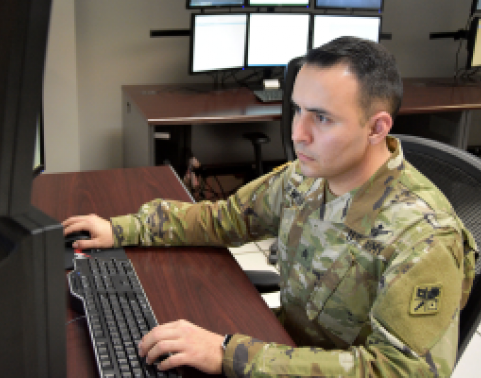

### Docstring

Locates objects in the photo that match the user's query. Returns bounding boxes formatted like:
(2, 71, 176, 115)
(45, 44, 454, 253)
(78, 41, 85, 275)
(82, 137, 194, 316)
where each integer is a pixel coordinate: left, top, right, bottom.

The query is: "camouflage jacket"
(111, 137, 477, 377)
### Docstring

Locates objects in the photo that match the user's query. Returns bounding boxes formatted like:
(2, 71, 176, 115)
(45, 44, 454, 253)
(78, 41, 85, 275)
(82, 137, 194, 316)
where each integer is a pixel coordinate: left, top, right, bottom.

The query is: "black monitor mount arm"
(429, 30, 469, 40)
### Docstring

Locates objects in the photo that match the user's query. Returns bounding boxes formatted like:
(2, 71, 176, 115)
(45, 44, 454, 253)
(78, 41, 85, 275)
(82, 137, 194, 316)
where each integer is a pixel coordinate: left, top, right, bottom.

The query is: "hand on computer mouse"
(64, 230, 91, 249)
(62, 214, 115, 250)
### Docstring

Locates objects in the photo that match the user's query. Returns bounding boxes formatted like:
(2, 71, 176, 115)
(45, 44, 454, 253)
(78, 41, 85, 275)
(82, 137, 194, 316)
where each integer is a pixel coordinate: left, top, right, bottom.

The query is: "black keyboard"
(68, 256, 180, 378)
(253, 88, 283, 102)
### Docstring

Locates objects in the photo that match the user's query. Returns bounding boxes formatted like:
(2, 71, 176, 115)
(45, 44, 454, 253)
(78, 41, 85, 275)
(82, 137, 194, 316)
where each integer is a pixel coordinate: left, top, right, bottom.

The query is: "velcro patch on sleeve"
(372, 234, 462, 355)
(410, 284, 442, 315)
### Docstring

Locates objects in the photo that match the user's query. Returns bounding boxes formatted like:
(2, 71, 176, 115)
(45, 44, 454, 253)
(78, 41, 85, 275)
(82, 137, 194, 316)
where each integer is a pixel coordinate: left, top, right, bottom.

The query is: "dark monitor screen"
(315, 0, 383, 11)
(187, 0, 245, 7)
(248, 0, 309, 6)
(312, 15, 381, 49)
(467, 17, 481, 68)
(247, 13, 310, 67)
(190, 13, 247, 73)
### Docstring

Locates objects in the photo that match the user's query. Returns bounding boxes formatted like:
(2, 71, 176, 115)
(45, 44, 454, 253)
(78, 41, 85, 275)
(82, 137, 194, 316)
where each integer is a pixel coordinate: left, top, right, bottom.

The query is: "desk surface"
(31, 165, 294, 378)
(122, 79, 481, 125)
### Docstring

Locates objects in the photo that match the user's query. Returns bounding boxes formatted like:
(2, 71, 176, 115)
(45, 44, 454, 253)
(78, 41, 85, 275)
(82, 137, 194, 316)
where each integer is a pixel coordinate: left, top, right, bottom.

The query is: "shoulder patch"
(410, 283, 443, 315)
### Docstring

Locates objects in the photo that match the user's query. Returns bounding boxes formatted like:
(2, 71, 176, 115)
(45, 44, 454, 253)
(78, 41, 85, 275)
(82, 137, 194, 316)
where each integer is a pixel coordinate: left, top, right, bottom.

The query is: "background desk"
(122, 80, 481, 175)
(31, 165, 295, 377)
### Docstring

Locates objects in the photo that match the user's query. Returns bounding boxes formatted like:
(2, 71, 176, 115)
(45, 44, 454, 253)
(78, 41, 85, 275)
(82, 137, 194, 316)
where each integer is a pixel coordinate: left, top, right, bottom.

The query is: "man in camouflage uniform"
(63, 37, 477, 377)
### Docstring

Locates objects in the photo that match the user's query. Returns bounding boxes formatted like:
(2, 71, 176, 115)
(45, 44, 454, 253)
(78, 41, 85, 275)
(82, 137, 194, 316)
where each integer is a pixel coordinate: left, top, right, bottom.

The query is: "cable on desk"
(66, 315, 87, 326)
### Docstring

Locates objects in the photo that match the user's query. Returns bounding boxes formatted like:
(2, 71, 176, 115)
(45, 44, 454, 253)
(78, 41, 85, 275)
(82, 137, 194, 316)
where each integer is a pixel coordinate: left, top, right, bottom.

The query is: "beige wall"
(43, 0, 480, 173)
(44, 0, 79, 173)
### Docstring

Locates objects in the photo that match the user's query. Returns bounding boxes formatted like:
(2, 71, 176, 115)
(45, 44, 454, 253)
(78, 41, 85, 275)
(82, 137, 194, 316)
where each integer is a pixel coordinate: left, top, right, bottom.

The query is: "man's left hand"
(138, 319, 225, 374)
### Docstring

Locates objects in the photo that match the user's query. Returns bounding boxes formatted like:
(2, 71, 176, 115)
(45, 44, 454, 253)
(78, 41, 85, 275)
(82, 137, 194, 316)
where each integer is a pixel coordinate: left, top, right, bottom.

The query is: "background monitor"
(247, 13, 310, 67)
(467, 17, 481, 68)
(190, 13, 247, 73)
(315, 0, 383, 11)
(248, 0, 309, 6)
(312, 15, 381, 49)
(187, 0, 245, 8)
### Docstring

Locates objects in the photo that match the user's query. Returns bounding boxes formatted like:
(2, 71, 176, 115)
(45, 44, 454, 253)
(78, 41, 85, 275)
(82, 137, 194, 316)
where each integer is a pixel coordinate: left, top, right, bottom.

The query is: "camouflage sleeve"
(222, 231, 475, 377)
(110, 163, 293, 248)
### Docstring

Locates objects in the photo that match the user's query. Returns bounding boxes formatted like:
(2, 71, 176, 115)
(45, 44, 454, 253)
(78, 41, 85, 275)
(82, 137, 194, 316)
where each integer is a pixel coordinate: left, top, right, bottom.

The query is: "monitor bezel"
(310, 13, 382, 49)
(186, 0, 246, 9)
(189, 12, 248, 74)
(466, 16, 481, 69)
(247, 0, 310, 7)
(314, 0, 384, 12)
(246, 12, 311, 68)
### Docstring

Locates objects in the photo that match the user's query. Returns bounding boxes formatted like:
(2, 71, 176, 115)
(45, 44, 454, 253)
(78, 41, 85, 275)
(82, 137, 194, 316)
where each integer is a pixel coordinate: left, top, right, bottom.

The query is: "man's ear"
(368, 111, 393, 145)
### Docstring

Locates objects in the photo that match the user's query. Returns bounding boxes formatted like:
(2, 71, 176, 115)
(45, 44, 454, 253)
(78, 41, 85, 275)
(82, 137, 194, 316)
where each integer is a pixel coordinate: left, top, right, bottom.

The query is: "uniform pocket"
(305, 247, 353, 320)
(277, 207, 298, 265)
(315, 246, 376, 346)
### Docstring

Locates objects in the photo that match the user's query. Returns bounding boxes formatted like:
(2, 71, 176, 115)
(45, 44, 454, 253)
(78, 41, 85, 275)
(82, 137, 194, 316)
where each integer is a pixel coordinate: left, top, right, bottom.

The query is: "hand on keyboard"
(138, 319, 224, 375)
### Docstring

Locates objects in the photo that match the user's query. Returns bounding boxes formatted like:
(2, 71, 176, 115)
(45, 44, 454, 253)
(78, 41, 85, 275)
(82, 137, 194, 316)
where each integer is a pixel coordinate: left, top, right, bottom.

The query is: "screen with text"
(247, 13, 310, 67)
(312, 15, 380, 49)
(192, 14, 247, 72)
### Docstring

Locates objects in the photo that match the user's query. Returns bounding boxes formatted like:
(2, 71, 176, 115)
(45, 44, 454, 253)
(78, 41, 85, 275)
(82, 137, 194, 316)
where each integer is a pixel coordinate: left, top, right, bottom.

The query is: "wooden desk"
(397, 78, 481, 149)
(122, 80, 481, 174)
(122, 85, 282, 174)
(31, 165, 295, 378)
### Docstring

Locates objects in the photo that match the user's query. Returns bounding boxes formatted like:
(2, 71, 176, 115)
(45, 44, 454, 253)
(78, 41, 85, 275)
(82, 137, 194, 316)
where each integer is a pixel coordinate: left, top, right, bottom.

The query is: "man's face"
(291, 63, 372, 182)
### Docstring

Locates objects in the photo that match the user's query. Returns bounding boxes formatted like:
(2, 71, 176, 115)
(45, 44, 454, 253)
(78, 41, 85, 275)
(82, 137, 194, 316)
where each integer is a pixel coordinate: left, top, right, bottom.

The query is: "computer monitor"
(315, 0, 383, 11)
(190, 13, 248, 73)
(0, 0, 66, 376)
(247, 13, 310, 67)
(187, 0, 245, 8)
(312, 15, 381, 49)
(467, 17, 481, 68)
(248, 0, 309, 6)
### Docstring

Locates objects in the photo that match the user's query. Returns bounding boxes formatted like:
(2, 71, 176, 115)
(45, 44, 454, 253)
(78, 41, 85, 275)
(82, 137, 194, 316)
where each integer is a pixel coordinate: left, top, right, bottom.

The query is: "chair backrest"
(392, 134, 481, 362)
(279, 57, 481, 361)
(281, 56, 303, 162)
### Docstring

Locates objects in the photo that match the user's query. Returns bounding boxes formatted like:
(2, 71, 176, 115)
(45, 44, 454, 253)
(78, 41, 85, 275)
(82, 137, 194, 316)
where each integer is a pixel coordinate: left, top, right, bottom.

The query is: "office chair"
(391, 134, 481, 363)
(280, 56, 303, 162)
(243, 131, 270, 181)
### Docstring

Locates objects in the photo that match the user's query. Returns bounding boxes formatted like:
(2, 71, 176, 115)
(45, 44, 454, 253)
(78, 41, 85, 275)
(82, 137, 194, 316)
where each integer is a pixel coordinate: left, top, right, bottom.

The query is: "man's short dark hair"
(303, 37, 403, 120)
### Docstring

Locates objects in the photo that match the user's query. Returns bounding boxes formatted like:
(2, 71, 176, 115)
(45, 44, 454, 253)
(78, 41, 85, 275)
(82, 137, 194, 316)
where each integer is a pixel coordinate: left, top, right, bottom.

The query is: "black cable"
(454, 14, 474, 80)
(213, 175, 227, 199)
(66, 315, 87, 326)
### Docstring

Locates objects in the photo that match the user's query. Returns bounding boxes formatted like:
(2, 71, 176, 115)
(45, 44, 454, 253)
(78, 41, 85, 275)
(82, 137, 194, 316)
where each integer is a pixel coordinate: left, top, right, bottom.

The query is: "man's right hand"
(62, 214, 115, 250)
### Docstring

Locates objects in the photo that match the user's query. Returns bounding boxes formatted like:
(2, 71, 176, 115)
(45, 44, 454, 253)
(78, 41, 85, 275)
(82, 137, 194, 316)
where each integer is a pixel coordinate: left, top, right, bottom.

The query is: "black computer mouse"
(64, 230, 91, 249)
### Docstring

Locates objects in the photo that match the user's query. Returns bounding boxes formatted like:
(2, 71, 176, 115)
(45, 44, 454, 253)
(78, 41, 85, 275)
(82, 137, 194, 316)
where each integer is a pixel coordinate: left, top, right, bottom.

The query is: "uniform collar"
(344, 136, 404, 235)
(290, 136, 404, 235)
